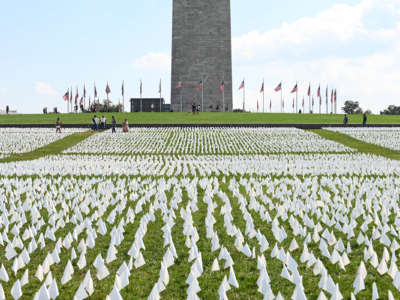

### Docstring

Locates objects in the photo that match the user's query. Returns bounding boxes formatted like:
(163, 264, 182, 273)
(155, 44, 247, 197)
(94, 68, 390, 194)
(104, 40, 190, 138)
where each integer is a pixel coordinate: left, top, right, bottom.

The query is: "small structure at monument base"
(130, 98, 170, 112)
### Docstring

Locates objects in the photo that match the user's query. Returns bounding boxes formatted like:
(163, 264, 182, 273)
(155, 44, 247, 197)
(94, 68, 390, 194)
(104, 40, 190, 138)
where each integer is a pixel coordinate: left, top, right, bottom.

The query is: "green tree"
(381, 105, 400, 115)
(342, 101, 362, 114)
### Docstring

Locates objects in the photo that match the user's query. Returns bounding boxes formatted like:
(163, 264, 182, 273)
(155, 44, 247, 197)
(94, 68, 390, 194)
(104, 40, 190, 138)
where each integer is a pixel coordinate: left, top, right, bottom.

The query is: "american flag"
(196, 81, 203, 92)
(140, 80, 143, 97)
(63, 90, 69, 101)
(326, 86, 328, 104)
(274, 82, 282, 92)
(260, 82, 264, 93)
(302, 97, 305, 109)
(176, 81, 183, 89)
(83, 85, 86, 98)
(80, 97, 84, 105)
(291, 83, 297, 93)
(307, 84, 311, 97)
(69, 87, 73, 103)
(122, 81, 124, 97)
(317, 85, 321, 98)
(159, 80, 162, 94)
(94, 84, 98, 99)
(270, 99, 272, 111)
(239, 80, 245, 90)
(220, 81, 225, 93)
(105, 83, 111, 95)
(334, 90, 337, 103)
(257, 100, 259, 112)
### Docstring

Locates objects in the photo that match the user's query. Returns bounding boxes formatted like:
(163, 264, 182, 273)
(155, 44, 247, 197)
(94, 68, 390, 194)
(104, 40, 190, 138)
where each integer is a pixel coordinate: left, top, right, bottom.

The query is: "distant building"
(130, 98, 171, 112)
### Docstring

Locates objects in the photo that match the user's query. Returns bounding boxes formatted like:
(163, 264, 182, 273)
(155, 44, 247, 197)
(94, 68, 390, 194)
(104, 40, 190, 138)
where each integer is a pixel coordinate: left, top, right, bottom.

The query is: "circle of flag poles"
(61, 81, 339, 114)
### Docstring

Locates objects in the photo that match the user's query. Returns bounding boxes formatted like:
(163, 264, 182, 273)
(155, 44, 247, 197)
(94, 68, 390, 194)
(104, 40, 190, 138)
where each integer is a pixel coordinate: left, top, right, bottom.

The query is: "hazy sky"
(0, 0, 399, 113)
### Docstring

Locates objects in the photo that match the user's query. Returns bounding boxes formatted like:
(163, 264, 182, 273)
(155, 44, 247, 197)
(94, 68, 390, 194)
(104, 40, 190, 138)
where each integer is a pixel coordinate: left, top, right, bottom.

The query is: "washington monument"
(171, 0, 233, 112)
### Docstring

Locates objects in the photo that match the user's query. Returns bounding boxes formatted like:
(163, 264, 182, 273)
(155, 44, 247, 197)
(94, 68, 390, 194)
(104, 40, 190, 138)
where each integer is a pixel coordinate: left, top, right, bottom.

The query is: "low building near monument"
(130, 98, 170, 112)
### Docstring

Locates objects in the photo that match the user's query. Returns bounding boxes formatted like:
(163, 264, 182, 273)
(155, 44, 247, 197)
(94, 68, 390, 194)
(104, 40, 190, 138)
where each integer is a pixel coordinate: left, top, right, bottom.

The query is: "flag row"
(63, 82, 124, 104)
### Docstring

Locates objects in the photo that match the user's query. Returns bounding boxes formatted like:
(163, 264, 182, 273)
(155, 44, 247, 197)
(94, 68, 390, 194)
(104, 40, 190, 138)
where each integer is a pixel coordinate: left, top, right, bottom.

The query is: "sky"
(0, 0, 399, 114)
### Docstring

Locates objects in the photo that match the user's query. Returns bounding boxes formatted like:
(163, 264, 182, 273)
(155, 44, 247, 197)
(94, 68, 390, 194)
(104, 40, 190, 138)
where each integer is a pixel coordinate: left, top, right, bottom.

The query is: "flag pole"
(201, 77, 204, 112)
(319, 93, 321, 114)
(243, 79, 246, 112)
(83, 85, 85, 112)
(335, 90, 337, 114)
(67, 89, 69, 114)
(296, 87, 298, 114)
(263, 80, 265, 113)
(280, 88, 283, 113)
(70, 86, 72, 113)
(336, 90, 338, 114)
(222, 87, 225, 113)
(326, 86, 328, 114)
(319, 96, 321, 114)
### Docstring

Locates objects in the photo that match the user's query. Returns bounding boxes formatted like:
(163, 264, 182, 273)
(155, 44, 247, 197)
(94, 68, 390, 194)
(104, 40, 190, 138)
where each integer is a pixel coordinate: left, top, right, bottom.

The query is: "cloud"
(231, 0, 400, 113)
(132, 52, 171, 71)
(34, 82, 58, 97)
(233, 0, 400, 62)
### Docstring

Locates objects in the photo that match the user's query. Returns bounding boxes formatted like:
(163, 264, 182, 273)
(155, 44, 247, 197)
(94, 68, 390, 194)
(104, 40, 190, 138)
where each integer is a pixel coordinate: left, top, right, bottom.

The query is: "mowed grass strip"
(0, 131, 94, 163)
(311, 129, 400, 160)
(1, 112, 400, 125)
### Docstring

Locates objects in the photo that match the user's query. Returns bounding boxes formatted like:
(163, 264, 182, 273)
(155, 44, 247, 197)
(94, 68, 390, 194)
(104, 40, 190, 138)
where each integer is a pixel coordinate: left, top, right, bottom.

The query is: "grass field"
(0, 112, 400, 125)
(1, 128, 400, 299)
(0, 131, 93, 163)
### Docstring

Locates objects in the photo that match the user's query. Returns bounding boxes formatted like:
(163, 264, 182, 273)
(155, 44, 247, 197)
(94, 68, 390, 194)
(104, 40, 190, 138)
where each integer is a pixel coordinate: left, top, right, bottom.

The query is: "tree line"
(342, 101, 400, 115)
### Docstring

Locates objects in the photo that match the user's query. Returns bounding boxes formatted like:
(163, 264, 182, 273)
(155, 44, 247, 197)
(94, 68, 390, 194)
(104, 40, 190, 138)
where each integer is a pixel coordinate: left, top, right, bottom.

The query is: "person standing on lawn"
(111, 116, 117, 133)
(92, 115, 99, 131)
(101, 115, 106, 130)
(56, 117, 62, 133)
(343, 114, 348, 126)
(362, 112, 367, 127)
(122, 119, 129, 132)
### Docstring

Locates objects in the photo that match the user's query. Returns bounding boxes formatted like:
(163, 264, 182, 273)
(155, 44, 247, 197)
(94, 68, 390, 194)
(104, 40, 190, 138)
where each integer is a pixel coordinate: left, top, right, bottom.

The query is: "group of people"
(55, 116, 130, 133)
(343, 112, 368, 127)
(191, 103, 201, 114)
(92, 115, 129, 132)
(56, 113, 370, 133)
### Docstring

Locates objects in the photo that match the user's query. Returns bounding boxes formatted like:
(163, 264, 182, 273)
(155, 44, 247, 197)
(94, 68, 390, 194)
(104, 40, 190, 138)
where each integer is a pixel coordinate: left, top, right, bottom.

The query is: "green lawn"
(0, 112, 400, 125)
(0, 131, 94, 163)
(311, 129, 400, 160)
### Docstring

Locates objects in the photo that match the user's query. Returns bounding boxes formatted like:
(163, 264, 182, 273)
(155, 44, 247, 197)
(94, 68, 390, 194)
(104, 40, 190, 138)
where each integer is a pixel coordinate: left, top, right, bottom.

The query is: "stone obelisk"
(171, 0, 233, 112)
